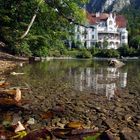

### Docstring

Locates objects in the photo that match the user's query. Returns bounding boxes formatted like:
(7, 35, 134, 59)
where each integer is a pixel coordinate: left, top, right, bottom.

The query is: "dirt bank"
(0, 51, 28, 76)
(0, 60, 17, 74)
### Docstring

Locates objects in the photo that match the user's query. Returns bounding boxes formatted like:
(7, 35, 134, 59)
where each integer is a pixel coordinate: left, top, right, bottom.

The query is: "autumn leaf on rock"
(65, 122, 84, 129)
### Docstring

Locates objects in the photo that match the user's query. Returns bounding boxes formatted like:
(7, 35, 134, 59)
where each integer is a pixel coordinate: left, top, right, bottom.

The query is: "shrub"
(48, 49, 61, 57)
(66, 50, 79, 57)
(96, 49, 120, 58)
(117, 45, 130, 56)
(29, 36, 49, 57)
(76, 49, 92, 58)
(20, 42, 32, 56)
(89, 47, 100, 56)
(14, 41, 32, 56)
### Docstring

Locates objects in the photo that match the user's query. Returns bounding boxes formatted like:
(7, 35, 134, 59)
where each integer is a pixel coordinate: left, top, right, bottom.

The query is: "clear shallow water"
(8, 59, 140, 100)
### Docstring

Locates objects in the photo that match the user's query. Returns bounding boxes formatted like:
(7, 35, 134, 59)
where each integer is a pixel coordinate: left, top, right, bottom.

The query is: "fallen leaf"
(84, 133, 100, 140)
(15, 121, 25, 133)
(21, 128, 52, 140)
(0, 82, 10, 88)
(52, 128, 72, 138)
(11, 131, 27, 139)
(65, 122, 84, 129)
(41, 111, 54, 120)
(52, 128, 100, 139)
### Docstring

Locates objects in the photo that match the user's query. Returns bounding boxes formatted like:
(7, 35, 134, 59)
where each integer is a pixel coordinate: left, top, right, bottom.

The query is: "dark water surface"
(8, 59, 140, 100)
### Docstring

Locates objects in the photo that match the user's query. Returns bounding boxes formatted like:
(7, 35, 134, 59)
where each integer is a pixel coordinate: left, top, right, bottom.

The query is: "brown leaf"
(52, 128, 72, 138)
(41, 111, 54, 120)
(21, 128, 53, 140)
(65, 122, 84, 129)
(14, 121, 25, 133)
(0, 82, 10, 88)
(52, 128, 99, 139)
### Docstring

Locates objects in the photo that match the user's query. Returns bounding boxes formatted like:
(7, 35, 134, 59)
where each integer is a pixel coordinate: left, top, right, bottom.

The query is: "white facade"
(75, 13, 128, 49)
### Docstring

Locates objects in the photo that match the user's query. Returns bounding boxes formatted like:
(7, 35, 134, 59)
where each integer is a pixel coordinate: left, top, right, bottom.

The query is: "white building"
(75, 13, 128, 49)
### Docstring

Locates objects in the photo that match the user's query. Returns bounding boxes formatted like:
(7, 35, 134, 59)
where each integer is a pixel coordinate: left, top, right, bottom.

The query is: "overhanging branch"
(45, 0, 93, 29)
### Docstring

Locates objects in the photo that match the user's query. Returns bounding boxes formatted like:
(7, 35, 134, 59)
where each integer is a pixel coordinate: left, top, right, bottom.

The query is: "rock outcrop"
(108, 59, 125, 68)
(87, 0, 131, 12)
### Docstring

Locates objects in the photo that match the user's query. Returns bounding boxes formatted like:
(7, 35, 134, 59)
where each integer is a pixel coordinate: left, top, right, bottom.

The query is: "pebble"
(27, 118, 35, 125)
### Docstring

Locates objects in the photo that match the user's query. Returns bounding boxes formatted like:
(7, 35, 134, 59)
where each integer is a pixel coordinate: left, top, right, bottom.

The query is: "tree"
(129, 35, 140, 49)
(0, 0, 88, 56)
(103, 39, 108, 49)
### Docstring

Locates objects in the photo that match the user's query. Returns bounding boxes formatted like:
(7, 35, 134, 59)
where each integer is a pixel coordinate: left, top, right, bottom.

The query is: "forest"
(0, 0, 140, 58)
(0, 0, 87, 56)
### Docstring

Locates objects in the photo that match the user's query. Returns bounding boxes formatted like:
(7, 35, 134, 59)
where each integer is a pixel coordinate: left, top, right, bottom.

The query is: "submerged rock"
(108, 59, 125, 68)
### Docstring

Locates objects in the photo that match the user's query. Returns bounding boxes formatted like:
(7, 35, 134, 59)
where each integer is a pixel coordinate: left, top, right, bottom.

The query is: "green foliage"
(0, 0, 88, 56)
(48, 50, 61, 57)
(137, 48, 140, 56)
(117, 45, 137, 57)
(28, 36, 49, 57)
(76, 48, 92, 58)
(121, 4, 140, 49)
(103, 40, 108, 48)
(117, 45, 129, 57)
(129, 35, 140, 49)
(66, 50, 80, 57)
(75, 40, 84, 49)
(89, 46, 100, 56)
(17, 41, 32, 56)
(95, 49, 120, 58)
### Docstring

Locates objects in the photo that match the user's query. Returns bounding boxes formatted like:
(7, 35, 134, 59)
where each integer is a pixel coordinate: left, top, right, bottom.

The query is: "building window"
(92, 35, 94, 39)
(109, 20, 113, 25)
(91, 42, 95, 46)
(122, 36, 126, 39)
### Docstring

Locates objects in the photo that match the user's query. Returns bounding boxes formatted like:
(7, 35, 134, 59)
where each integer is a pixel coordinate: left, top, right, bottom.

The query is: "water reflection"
(69, 67, 127, 100)
(8, 60, 135, 100)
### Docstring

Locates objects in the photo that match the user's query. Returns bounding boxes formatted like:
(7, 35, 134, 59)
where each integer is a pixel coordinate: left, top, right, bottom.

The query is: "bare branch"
(20, 8, 39, 39)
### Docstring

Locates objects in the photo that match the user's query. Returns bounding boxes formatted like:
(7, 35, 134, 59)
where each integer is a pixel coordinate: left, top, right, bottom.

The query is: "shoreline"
(0, 54, 140, 139)
(31, 56, 140, 62)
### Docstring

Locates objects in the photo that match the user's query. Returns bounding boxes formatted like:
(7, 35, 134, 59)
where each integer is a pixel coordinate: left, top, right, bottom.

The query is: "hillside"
(86, 0, 140, 13)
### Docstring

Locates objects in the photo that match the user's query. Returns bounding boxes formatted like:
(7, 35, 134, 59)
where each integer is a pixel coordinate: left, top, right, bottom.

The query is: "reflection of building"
(106, 83, 116, 100)
(69, 67, 127, 100)
(120, 72, 127, 88)
(75, 13, 128, 49)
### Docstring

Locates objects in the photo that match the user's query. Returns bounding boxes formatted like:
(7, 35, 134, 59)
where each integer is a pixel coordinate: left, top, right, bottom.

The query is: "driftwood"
(0, 89, 17, 95)
(0, 88, 21, 102)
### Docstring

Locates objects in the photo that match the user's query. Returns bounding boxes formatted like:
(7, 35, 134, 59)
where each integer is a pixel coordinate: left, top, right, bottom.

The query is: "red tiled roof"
(87, 13, 127, 28)
(116, 15, 127, 28)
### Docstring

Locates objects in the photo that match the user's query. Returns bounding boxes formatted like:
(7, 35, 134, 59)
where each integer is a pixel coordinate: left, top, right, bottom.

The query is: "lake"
(1, 59, 140, 139)
(8, 59, 140, 100)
